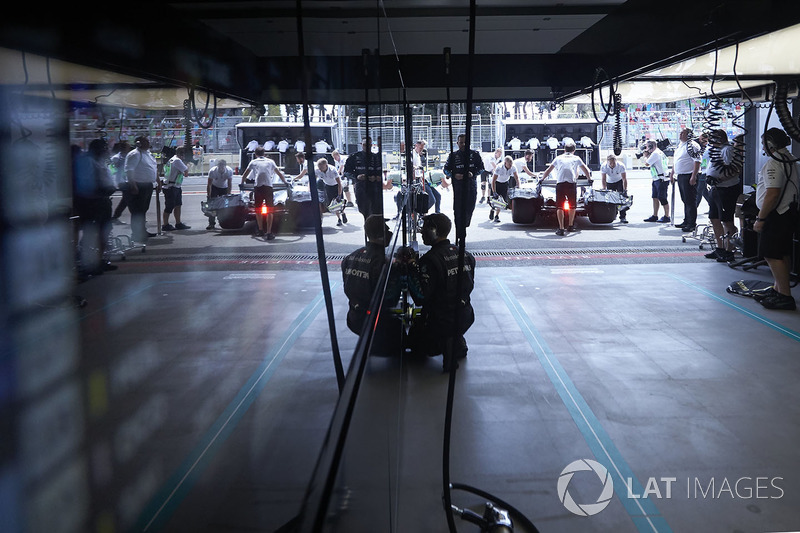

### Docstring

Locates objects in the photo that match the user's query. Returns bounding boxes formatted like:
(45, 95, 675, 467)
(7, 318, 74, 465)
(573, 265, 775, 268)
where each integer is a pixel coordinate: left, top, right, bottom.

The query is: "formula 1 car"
(506, 174, 633, 225)
(200, 178, 327, 232)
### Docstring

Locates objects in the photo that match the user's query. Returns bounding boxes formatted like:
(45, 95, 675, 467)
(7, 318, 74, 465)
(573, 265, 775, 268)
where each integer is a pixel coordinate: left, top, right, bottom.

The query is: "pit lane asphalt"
(110, 170, 728, 269)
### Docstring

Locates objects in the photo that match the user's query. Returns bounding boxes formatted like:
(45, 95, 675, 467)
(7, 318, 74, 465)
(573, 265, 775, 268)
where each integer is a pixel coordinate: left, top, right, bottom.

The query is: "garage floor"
(72, 258, 800, 533)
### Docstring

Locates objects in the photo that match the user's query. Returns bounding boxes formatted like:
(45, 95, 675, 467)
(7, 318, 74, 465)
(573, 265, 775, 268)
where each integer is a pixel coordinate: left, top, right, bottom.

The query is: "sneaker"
(567, 225, 575, 232)
(146, 231, 157, 237)
(704, 248, 723, 259)
(752, 287, 778, 302)
(479, 197, 485, 204)
(337, 220, 343, 226)
(658, 216, 671, 223)
(162, 224, 175, 231)
(489, 211, 495, 220)
(342, 213, 348, 223)
(716, 250, 735, 263)
(206, 224, 215, 230)
(346, 201, 354, 207)
(555, 228, 566, 236)
(644, 215, 658, 222)
(760, 293, 797, 310)
(494, 216, 500, 223)
(266, 233, 276, 240)
(620, 218, 629, 224)
(174, 223, 191, 230)
(255, 230, 265, 237)
(682, 225, 697, 233)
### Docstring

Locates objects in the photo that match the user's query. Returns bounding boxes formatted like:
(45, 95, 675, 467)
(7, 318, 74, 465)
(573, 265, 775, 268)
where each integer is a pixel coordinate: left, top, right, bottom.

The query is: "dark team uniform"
(342, 242, 387, 333)
(409, 239, 476, 358)
(343, 149, 383, 219)
(443, 149, 482, 238)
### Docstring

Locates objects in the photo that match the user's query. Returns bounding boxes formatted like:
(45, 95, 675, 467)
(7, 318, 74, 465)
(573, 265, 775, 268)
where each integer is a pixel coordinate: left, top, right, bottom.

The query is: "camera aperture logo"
(557, 459, 614, 516)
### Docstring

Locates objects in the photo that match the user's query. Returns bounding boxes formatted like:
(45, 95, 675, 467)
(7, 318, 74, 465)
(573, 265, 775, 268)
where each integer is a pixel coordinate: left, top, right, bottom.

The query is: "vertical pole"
(296, 0, 345, 392)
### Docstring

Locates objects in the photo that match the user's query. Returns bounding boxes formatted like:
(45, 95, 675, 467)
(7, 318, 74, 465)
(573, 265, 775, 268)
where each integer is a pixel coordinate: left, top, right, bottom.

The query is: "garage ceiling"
(2, 0, 800, 108)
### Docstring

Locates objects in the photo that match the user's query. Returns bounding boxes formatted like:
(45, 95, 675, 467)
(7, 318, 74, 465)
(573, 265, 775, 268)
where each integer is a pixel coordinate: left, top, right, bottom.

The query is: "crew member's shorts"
(163, 186, 182, 213)
(556, 181, 577, 209)
(325, 183, 339, 204)
(651, 179, 669, 205)
(480, 170, 490, 183)
(709, 185, 739, 222)
(254, 185, 274, 210)
(758, 209, 796, 259)
(494, 181, 510, 202)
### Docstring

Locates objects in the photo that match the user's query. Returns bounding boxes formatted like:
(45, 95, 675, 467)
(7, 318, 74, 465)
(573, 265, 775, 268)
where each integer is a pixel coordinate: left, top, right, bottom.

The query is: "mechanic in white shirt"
(481, 147, 503, 204)
(240, 147, 289, 239)
(332, 150, 354, 207)
(205, 159, 233, 230)
(600, 154, 628, 223)
(124, 136, 158, 241)
(669, 128, 702, 231)
(642, 140, 671, 223)
(490, 155, 519, 223)
(753, 127, 800, 310)
(542, 139, 591, 235)
(316, 158, 347, 226)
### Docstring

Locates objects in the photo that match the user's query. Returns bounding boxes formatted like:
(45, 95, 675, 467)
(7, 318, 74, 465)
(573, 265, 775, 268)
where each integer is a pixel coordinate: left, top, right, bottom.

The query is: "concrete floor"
(36, 171, 800, 532)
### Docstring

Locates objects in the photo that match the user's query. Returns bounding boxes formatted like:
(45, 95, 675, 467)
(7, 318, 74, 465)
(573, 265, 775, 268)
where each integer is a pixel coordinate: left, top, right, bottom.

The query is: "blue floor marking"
(662, 272, 800, 342)
(494, 277, 673, 533)
(134, 283, 336, 532)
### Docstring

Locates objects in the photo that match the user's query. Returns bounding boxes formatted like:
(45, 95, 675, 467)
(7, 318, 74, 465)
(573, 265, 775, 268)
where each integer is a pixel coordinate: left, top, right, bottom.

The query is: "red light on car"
(563, 199, 570, 211)
(261, 205, 268, 215)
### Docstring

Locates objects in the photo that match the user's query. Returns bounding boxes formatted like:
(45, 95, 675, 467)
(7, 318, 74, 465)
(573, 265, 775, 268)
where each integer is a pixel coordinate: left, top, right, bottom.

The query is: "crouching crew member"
(342, 215, 402, 349)
(407, 213, 476, 370)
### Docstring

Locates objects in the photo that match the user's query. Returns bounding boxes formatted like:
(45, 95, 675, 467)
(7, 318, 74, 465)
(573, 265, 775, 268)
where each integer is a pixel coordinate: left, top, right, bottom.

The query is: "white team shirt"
(245, 157, 280, 187)
(508, 138, 522, 151)
(277, 140, 289, 153)
(600, 161, 626, 184)
(550, 153, 584, 184)
(208, 165, 233, 189)
(756, 148, 800, 214)
(264, 140, 275, 151)
(246, 139, 259, 151)
(294, 140, 306, 152)
(125, 148, 158, 184)
(165, 155, 189, 188)
(317, 166, 340, 187)
(493, 163, 517, 184)
(673, 140, 701, 174)
(646, 149, 669, 180)
(314, 140, 331, 153)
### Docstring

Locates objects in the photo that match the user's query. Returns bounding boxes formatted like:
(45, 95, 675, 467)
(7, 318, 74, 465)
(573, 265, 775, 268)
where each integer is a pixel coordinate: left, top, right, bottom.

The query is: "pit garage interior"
(4, 2, 800, 533)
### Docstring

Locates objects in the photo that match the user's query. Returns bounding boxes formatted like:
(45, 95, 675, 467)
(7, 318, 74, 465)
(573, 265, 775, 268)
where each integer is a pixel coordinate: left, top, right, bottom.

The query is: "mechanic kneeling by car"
(341, 215, 403, 350)
(405, 213, 476, 371)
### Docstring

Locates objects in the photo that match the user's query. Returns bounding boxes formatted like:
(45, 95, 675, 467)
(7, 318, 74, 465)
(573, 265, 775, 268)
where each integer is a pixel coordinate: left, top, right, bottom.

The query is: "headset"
(763, 127, 789, 152)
